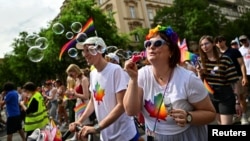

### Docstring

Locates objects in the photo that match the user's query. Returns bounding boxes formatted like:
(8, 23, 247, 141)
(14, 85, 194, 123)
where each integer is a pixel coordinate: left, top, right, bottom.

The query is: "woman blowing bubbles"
(123, 25, 216, 141)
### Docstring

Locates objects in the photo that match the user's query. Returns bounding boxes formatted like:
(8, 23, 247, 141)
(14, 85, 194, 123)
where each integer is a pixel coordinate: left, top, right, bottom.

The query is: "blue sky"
(0, 0, 64, 58)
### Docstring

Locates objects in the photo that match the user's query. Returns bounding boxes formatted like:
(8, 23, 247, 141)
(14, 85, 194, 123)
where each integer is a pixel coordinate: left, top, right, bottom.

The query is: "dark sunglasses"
(144, 39, 166, 48)
(240, 39, 247, 43)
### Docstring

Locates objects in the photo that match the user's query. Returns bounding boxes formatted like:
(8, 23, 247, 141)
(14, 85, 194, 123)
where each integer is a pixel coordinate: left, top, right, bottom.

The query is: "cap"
(45, 80, 53, 86)
(231, 40, 237, 45)
(239, 35, 247, 41)
(76, 36, 107, 50)
(106, 53, 119, 63)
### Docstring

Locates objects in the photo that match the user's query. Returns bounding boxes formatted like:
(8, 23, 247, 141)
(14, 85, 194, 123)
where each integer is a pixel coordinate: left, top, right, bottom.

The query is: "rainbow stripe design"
(74, 102, 87, 115)
(59, 17, 95, 61)
(203, 79, 214, 94)
(178, 38, 198, 64)
(144, 93, 168, 121)
(180, 50, 198, 64)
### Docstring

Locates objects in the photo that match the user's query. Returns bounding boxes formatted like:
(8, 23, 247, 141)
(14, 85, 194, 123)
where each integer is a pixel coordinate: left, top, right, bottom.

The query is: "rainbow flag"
(59, 17, 95, 61)
(74, 102, 87, 116)
(178, 38, 188, 50)
(203, 79, 214, 95)
(180, 49, 198, 64)
(50, 118, 62, 141)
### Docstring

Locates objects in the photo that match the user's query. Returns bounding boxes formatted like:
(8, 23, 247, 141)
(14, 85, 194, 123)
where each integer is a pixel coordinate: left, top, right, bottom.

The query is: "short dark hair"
(3, 81, 15, 91)
(23, 82, 37, 91)
(214, 35, 226, 43)
(55, 79, 62, 86)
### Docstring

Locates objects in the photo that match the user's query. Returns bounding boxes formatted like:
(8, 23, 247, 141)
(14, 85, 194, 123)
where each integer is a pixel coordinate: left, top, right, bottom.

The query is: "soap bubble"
(71, 22, 82, 33)
(68, 48, 78, 58)
(106, 46, 117, 53)
(27, 46, 44, 62)
(76, 33, 87, 43)
(35, 37, 49, 50)
(25, 34, 40, 47)
(65, 31, 74, 39)
(52, 22, 64, 34)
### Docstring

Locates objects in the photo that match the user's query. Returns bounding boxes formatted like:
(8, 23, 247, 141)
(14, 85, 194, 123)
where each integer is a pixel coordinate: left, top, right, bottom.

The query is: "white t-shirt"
(239, 45, 250, 75)
(89, 63, 137, 141)
(138, 65, 207, 135)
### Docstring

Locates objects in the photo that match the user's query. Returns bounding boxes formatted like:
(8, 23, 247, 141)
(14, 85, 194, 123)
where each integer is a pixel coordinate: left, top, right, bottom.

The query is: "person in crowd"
(43, 80, 58, 121)
(66, 64, 91, 141)
(123, 25, 216, 141)
(19, 81, 49, 140)
(0, 82, 25, 141)
(55, 79, 69, 129)
(0, 92, 6, 131)
(215, 35, 247, 125)
(105, 52, 120, 65)
(68, 36, 139, 141)
(238, 34, 250, 123)
(231, 39, 240, 49)
(197, 35, 240, 125)
(17, 86, 26, 126)
(66, 75, 77, 124)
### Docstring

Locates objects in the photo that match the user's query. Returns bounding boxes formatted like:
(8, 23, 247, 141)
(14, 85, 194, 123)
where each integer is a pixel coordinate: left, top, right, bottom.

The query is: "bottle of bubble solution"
(164, 97, 172, 112)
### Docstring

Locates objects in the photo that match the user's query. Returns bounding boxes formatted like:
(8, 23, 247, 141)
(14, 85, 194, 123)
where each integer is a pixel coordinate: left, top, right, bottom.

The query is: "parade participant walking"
(69, 36, 139, 141)
(215, 35, 248, 125)
(123, 25, 216, 141)
(197, 35, 240, 125)
(0, 82, 25, 141)
(66, 64, 91, 141)
(19, 81, 49, 140)
(239, 35, 250, 123)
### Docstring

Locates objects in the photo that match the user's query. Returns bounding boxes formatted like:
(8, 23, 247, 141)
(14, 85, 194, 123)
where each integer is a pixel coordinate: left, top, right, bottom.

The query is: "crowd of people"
(0, 25, 250, 141)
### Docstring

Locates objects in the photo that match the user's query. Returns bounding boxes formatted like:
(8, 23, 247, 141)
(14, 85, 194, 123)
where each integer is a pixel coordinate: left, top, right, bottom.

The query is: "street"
(0, 101, 249, 141)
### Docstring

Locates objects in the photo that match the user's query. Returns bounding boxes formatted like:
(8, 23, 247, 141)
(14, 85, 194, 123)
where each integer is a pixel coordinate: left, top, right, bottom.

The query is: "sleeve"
(234, 49, 243, 59)
(187, 73, 208, 103)
(114, 67, 129, 93)
(224, 56, 239, 83)
(138, 67, 146, 88)
(26, 98, 39, 114)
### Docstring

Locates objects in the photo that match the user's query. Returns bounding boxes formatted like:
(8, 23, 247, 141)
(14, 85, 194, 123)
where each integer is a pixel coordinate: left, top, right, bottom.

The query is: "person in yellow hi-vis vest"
(20, 81, 49, 140)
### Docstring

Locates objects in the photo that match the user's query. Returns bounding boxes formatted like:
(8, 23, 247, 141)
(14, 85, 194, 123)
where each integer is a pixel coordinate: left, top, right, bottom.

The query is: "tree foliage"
(153, 0, 227, 41)
(0, 0, 130, 88)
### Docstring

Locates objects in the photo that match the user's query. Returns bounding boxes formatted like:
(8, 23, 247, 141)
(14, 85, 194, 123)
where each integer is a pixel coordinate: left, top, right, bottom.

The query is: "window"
(135, 34, 140, 42)
(98, 0, 103, 5)
(129, 6, 136, 18)
(106, 5, 113, 18)
(147, 9, 154, 20)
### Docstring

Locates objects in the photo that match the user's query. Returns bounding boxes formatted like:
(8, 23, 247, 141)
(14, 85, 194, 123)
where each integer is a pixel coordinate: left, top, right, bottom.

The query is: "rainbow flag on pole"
(50, 118, 62, 141)
(59, 17, 95, 60)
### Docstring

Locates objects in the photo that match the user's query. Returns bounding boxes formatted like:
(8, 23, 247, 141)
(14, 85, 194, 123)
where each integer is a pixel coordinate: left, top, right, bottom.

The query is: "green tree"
(0, 0, 130, 87)
(153, 0, 227, 41)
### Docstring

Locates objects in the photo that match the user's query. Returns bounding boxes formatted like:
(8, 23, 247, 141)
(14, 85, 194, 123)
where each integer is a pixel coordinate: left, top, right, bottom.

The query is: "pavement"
(1, 100, 249, 141)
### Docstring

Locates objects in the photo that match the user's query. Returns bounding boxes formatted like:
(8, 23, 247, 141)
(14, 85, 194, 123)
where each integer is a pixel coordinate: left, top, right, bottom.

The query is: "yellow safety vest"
(24, 91, 49, 131)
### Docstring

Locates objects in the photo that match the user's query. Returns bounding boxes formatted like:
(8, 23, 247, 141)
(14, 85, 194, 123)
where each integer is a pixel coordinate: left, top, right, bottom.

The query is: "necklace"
(154, 68, 171, 82)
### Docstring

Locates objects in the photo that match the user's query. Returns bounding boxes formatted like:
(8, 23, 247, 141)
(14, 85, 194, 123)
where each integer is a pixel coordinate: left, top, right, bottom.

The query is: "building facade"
(96, 0, 250, 41)
(96, 0, 173, 41)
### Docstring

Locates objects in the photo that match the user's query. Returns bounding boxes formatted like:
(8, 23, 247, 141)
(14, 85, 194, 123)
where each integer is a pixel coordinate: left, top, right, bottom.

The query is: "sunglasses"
(240, 39, 247, 43)
(144, 39, 166, 48)
(81, 44, 105, 56)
